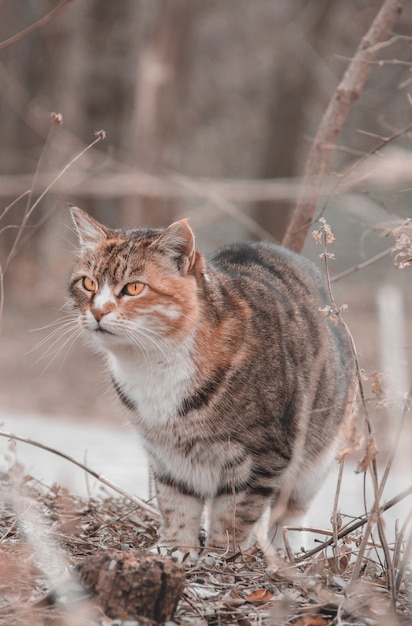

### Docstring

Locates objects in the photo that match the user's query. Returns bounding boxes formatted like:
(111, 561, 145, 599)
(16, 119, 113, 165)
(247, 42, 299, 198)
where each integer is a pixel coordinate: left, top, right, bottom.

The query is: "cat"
(68, 207, 354, 561)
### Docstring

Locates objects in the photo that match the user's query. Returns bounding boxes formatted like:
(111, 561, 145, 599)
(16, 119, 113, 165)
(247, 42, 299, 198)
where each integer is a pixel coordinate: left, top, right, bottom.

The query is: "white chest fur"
(109, 337, 195, 427)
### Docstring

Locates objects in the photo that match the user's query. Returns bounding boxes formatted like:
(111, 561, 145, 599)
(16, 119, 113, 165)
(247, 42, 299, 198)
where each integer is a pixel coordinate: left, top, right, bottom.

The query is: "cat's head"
(69, 207, 204, 354)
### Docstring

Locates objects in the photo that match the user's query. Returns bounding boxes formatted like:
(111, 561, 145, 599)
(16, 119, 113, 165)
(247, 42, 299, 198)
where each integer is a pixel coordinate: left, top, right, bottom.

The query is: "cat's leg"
(206, 488, 271, 554)
(268, 505, 309, 555)
(152, 481, 205, 562)
(268, 452, 336, 555)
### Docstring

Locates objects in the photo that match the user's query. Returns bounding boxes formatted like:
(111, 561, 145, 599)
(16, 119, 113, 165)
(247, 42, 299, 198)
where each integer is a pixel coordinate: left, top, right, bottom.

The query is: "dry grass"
(0, 463, 411, 626)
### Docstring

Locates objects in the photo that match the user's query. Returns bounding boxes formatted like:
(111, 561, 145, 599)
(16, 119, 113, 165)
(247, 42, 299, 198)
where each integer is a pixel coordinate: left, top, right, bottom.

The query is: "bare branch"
(282, 0, 407, 253)
(0, 0, 74, 51)
(331, 247, 394, 283)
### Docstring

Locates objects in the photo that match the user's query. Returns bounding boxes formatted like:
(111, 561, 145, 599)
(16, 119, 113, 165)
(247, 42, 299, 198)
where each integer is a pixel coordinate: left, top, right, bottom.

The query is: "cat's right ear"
(153, 219, 196, 274)
(70, 206, 109, 249)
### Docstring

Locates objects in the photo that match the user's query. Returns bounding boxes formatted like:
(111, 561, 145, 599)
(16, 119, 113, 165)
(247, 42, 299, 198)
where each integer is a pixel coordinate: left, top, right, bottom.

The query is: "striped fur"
(69, 208, 354, 558)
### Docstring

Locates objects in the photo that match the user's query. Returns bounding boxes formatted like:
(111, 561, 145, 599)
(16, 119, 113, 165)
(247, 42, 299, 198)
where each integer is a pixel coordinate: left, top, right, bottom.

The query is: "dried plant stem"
(351, 386, 412, 594)
(331, 457, 346, 565)
(24, 131, 103, 223)
(331, 247, 393, 283)
(336, 121, 412, 190)
(0, 190, 30, 224)
(5, 118, 58, 272)
(352, 464, 395, 596)
(295, 484, 412, 563)
(285, 525, 381, 550)
(319, 226, 395, 594)
(395, 508, 412, 590)
(4, 129, 105, 272)
(282, 0, 407, 253)
(348, 388, 411, 595)
(0, 0, 73, 51)
(0, 430, 159, 520)
(317, 121, 412, 228)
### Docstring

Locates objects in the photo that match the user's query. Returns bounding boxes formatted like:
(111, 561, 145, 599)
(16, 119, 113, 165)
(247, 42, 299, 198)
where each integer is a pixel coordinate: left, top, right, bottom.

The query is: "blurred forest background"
(0, 0, 411, 428)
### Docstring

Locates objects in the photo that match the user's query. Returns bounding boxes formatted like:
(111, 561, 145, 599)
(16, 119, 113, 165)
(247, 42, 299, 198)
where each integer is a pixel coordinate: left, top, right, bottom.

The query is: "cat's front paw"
(196, 550, 226, 567)
(149, 543, 199, 564)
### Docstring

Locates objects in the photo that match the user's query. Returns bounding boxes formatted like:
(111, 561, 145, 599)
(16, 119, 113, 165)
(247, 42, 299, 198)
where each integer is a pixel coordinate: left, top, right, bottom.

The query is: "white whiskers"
(133, 326, 175, 361)
(29, 304, 186, 377)
(28, 313, 82, 373)
(109, 319, 175, 363)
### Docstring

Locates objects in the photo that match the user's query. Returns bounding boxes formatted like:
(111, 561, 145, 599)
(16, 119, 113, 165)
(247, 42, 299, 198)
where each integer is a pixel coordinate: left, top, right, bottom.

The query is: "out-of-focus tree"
(0, 0, 411, 286)
(252, 0, 338, 240)
(0, 0, 411, 432)
(123, 0, 195, 226)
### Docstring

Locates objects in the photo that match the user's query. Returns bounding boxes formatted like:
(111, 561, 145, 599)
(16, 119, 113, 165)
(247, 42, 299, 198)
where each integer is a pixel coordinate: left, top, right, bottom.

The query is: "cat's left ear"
(154, 219, 196, 273)
(71, 206, 109, 249)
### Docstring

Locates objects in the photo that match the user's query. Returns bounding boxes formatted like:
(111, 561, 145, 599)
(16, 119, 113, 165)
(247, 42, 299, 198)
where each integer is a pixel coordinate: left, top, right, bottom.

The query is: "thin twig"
(4, 130, 105, 271)
(349, 385, 412, 596)
(0, 430, 159, 519)
(336, 56, 412, 68)
(0, 0, 74, 51)
(317, 221, 394, 595)
(395, 508, 412, 591)
(332, 457, 346, 566)
(5, 117, 59, 271)
(318, 121, 412, 224)
(0, 189, 31, 224)
(285, 525, 385, 551)
(331, 247, 394, 283)
(295, 484, 412, 563)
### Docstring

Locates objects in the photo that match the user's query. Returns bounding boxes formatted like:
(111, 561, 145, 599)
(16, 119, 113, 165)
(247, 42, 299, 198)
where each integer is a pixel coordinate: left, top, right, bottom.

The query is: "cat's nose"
(92, 308, 105, 322)
(92, 305, 114, 322)
(91, 299, 116, 322)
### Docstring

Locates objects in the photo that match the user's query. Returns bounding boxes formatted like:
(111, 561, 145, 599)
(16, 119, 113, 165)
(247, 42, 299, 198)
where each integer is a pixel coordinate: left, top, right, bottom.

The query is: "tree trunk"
(123, 0, 195, 227)
(253, 0, 336, 241)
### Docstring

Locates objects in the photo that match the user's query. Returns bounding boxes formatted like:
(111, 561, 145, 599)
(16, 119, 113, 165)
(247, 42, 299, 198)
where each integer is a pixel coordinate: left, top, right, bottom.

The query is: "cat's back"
(206, 240, 351, 373)
(209, 240, 327, 304)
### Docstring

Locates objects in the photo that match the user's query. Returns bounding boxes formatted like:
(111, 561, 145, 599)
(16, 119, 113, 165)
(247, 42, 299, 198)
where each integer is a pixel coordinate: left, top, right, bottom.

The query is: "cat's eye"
(82, 276, 97, 292)
(123, 281, 145, 296)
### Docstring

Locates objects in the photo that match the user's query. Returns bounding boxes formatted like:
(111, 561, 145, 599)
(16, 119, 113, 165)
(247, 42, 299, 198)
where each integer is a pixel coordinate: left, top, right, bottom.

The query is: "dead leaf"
(316, 586, 342, 606)
(327, 553, 350, 574)
(245, 588, 274, 603)
(370, 371, 385, 398)
(224, 590, 245, 608)
(357, 434, 378, 473)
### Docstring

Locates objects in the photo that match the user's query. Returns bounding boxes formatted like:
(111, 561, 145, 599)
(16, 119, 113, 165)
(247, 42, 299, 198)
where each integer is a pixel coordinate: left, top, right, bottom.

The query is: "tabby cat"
(69, 208, 354, 560)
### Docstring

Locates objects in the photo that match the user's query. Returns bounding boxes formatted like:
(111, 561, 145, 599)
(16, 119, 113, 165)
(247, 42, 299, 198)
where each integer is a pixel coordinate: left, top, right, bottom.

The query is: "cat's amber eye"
(82, 276, 97, 292)
(123, 281, 145, 296)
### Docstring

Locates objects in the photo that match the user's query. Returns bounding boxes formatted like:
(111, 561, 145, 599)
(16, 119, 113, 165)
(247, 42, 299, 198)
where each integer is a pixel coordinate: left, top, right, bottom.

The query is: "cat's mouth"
(95, 326, 114, 335)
